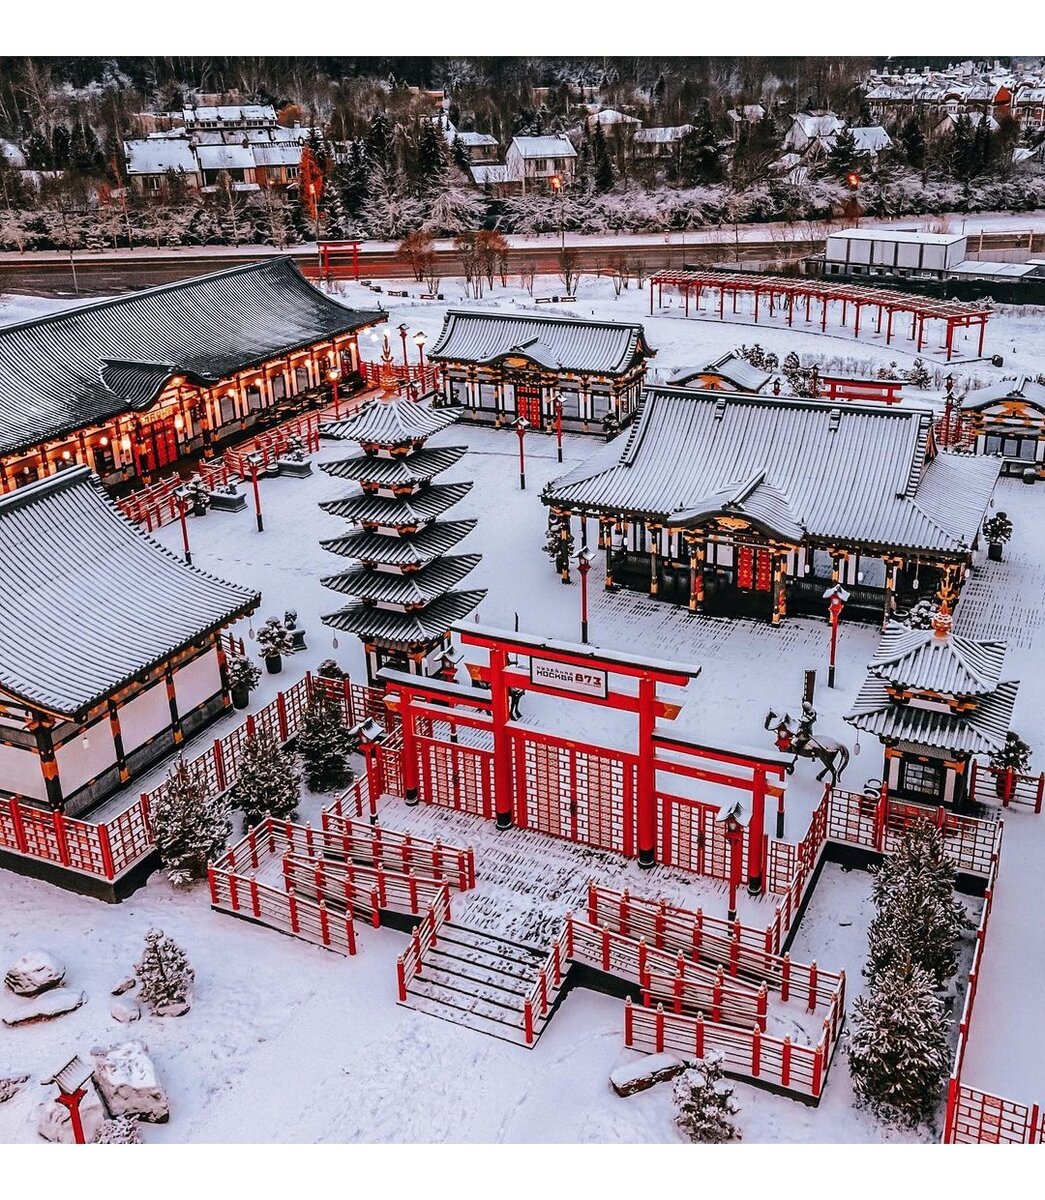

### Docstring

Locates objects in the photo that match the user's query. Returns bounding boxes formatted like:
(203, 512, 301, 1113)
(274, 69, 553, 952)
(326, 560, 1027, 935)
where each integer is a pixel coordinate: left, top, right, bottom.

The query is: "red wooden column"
(747, 768, 768, 894)
(977, 317, 986, 356)
(488, 648, 514, 830)
(636, 674, 658, 869)
(399, 687, 420, 805)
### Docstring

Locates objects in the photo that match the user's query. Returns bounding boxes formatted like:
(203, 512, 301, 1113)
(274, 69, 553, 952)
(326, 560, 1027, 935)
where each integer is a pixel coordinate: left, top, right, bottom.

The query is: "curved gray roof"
(846, 678, 1018, 754)
(868, 623, 1008, 695)
(0, 258, 383, 456)
(320, 398, 463, 445)
(321, 555, 482, 604)
(961, 376, 1045, 412)
(320, 446, 466, 486)
(428, 309, 654, 377)
(320, 482, 474, 526)
(322, 590, 487, 647)
(0, 468, 259, 717)
(319, 519, 477, 566)
(546, 388, 999, 555)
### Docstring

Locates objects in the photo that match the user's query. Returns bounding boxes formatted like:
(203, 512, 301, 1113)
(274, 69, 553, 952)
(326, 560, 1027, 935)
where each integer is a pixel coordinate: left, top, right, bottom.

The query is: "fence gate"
(658, 795, 741, 881)
(417, 734, 494, 820)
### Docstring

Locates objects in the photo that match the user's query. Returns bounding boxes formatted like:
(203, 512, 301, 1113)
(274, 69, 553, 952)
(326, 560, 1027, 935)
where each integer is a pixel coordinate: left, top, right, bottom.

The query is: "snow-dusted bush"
(234, 725, 300, 827)
(848, 957, 950, 1127)
(256, 617, 295, 660)
(134, 930, 194, 1014)
(94, 1116, 144, 1144)
(672, 1052, 741, 1143)
(153, 759, 231, 886)
(297, 697, 354, 791)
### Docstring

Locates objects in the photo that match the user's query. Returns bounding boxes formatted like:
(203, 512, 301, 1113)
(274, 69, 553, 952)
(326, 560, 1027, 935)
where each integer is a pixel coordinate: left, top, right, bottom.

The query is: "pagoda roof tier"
(319, 519, 478, 566)
(320, 481, 473, 526)
(846, 678, 1019, 755)
(321, 554, 482, 604)
(320, 446, 467, 487)
(867, 622, 1008, 695)
(320, 397, 464, 445)
(322, 589, 487, 647)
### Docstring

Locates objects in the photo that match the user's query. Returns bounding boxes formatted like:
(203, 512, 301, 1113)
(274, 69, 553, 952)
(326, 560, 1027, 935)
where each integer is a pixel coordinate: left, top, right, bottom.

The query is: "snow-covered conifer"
(234, 725, 300, 827)
(673, 1052, 741, 1143)
(134, 929, 194, 1013)
(94, 1116, 143, 1144)
(153, 759, 232, 885)
(847, 956, 950, 1126)
(297, 697, 354, 791)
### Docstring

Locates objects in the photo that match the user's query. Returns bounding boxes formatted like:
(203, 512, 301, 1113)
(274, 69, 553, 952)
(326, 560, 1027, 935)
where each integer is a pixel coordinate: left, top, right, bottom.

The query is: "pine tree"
(673, 1053, 742, 1143)
(153, 759, 232, 886)
(905, 357, 931, 389)
(592, 122, 614, 193)
(234, 725, 300, 828)
(827, 127, 858, 177)
(297, 697, 354, 791)
(365, 111, 392, 171)
(848, 956, 950, 1127)
(415, 119, 449, 196)
(899, 118, 926, 170)
(94, 1117, 143, 1144)
(450, 134, 471, 174)
(134, 929, 195, 1013)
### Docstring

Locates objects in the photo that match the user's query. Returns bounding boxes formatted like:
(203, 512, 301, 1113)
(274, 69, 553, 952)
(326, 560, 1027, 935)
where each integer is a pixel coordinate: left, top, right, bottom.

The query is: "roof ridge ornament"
(931, 601, 953, 640)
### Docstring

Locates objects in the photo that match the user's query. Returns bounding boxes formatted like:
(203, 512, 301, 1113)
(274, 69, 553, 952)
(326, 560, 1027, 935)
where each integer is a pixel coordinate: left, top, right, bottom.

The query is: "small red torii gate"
(378, 625, 787, 892)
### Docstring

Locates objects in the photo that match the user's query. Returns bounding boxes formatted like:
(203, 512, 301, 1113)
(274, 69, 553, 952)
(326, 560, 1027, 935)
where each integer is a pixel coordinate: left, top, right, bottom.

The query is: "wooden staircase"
(400, 922, 567, 1047)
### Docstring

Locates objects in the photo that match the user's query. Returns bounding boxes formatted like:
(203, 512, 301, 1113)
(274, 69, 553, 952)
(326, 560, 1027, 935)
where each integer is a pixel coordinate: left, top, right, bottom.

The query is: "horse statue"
(764, 706, 850, 787)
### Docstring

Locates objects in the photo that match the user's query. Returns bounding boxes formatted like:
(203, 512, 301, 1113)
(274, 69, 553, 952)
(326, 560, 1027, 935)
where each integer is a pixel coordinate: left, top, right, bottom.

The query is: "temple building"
(845, 608, 1019, 808)
(318, 398, 485, 683)
(0, 258, 384, 494)
(542, 388, 1000, 624)
(0, 468, 259, 816)
(427, 309, 654, 433)
(960, 376, 1045, 474)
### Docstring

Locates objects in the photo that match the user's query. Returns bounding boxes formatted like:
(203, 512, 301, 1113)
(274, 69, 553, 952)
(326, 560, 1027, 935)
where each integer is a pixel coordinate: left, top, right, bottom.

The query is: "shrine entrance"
(376, 624, 787, 891)
(513, 375, 543, 427)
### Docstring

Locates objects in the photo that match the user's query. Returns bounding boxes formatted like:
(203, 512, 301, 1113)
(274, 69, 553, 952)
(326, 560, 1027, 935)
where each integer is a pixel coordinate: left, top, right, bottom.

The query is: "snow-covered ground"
(3, 272, 1045, 1145)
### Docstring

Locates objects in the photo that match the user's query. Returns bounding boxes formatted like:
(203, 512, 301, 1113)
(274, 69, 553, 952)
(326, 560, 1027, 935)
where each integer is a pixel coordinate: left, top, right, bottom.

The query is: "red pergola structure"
(649, 270, 991, 362)
(817, 374, 904, 405)
(377, 624, 787, 892)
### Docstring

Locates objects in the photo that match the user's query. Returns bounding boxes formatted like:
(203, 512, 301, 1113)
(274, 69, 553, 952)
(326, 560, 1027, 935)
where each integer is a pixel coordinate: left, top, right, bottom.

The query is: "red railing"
(521, 915, 573, 1045)
(224, 412, 322, 476)
(359, 361, 441, 395)
(115, 475, 184, 532)
(968, 758, 1045, 813)
(320, 807, 476, 891)
(396, 884, 453, 1002)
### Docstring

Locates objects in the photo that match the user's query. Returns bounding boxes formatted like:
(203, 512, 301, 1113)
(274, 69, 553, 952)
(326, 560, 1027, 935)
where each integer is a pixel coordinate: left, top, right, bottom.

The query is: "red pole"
(636, 675, 657, 868)
(579, 556, 590, 644)
(555, 399, 563, 463)
(250, 458, 263, 533)
(516, 422, 527, 490)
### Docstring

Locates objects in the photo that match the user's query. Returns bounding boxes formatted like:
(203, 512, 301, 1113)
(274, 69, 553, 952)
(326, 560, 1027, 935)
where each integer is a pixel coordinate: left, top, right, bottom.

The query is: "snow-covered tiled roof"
(321, 555, 482, 604)
(322, 590, 487, 648)
(319, 520, 477, 567)
(428, 310, 653, 376)
(791, 112, 844, 138)
(509, 135, 577, 159)
(196, 143, 256, 171)
(587, 109, 642, 126)
(124, 138, 199, 176)
(850, 126, 893, 153)
(845, 677, 1018, 753)
(634, 125, 694, 144)
(320, 482, 474, 526)
(470, 164, 509, 185)
(321, 398, 463, 445)
(962, 376, 1045, 411)
(546, 388, 999, 555)
(449, 130, 498, 147)
(0, 259, 383, 457)
(0, 468, 259, 717)
(320, 446, 466, 486)
(666, 352, 772, 393)
(866, 623, 1008, 694)
(183, 105, 276, 125)
(250, 142, 303, 167)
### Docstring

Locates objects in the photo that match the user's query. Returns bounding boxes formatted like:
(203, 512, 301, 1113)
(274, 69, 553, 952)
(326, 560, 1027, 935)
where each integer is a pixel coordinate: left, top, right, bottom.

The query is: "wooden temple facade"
(845, 607, 1019, 808)
(427, 309, 654, 434)
(543, 389, 1001, 625)
(960, 376, 1045, 475)
(0, 469, 259, 816)
(0, 259, 384, 495)
(318, 399, 486, 684)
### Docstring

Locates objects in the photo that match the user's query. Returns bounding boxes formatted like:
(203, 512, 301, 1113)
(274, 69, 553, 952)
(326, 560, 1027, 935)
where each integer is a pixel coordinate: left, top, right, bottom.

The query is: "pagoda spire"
(318, 395, 484, 684)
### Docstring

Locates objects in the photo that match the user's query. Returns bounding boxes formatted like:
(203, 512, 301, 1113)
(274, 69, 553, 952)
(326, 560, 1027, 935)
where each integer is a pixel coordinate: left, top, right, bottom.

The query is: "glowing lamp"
(174, 414, 185, 431)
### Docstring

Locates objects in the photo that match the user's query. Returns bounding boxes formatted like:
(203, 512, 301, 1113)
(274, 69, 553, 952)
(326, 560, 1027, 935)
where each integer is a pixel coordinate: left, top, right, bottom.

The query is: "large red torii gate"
(379, 624, 787, 892)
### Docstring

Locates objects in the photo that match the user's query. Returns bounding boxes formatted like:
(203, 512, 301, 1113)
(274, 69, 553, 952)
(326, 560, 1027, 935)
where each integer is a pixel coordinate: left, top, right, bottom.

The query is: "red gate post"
(398, 687, 420, 806)
(747, 768, 767, 894)
(636, 674, 658, 868)
(488, 647, 514, 830)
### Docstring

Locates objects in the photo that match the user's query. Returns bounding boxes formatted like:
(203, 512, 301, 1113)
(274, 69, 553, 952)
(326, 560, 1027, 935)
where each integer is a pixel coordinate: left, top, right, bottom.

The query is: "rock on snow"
(2, 987, 86, 1026)
(4, 950, 66, 997)
(91, 1040, 169, 1123)
(610, 1053, 692, 1097)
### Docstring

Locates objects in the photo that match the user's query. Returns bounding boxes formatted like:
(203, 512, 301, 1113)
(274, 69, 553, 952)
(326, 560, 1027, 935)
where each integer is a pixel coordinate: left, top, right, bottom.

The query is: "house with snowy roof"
(664, 352, 773, 394)
(961, 377, 1045, 474)
(783, 111, 845, 153)
(428, 309, 654, 432)
(633, 125, 695, 160)
(543, 389, 1000, 625)
(845, 608, 1019, 808)
(505, 135, 577, 193)
(0, 467, 259, 819)
(444, 127, 500, 164)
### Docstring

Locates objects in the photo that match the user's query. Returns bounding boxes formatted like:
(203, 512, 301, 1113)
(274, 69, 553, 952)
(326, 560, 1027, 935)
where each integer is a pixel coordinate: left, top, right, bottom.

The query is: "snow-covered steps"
(400, 923, 568, 1047)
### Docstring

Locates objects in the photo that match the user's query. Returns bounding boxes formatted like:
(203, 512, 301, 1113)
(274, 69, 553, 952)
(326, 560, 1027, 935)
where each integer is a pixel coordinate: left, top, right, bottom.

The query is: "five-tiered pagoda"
(318, 398, 485, 683)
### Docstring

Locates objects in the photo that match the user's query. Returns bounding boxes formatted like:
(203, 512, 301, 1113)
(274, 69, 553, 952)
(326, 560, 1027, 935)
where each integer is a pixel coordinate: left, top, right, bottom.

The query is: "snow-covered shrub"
(256, 617, 295, 659)
(153, 759, 231, 886)
(737, 343, 779, 371)
(226, 654, 261, 695)
(988, 730, 1032, 775)
(297, 697, 354, 791)
(672, 1052, 741, 1143)
(134, 930, 194, 1014)
(900, 598, 935, 629)
(904, 358, 932, 389)
(847, 956, 950, 1127)
(234, 725, 300, 827)
(982, 511, 1013, 547)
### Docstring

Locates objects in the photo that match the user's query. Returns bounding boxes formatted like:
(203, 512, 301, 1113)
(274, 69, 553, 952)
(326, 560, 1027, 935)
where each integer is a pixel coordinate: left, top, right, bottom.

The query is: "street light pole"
(515, 417, 529, 490)
(554, 394, 564, 463)
(414, 331, 428, 390)
(177, 495, 192, 565)
(824, 583, 849, 689)
(327, 367, 342, 419)
(247, 452, 264, 533)
(575, 547, 595, 643)
(398, 323, 410, 380)
(724, 810, 744, 923)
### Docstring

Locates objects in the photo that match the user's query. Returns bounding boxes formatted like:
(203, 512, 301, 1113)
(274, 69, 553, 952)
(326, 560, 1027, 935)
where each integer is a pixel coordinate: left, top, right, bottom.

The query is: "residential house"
(504, 135, 577, 193)
(633, 125, 695, 160)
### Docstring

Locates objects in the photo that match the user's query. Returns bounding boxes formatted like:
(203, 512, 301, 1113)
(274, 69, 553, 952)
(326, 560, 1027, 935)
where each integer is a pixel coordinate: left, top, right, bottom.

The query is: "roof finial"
(931, 599, 952, 639)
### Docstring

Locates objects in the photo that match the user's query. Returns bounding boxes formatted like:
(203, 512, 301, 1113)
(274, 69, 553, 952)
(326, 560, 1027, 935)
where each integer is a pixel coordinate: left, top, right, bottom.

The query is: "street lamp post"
(553, 394, 564, 463)
(398, 322, 411, 381)
(247, 451, 264, 533)
(515, 417, 529, 490)
(309, 183, 320, 270)
(550, 175, 565, 256)
(720, 803, 746, 923)
(177, 494, 192, 565)
(414, 330, 428, 390)
(327, 367, 342, 419)
(823, 583, 850, 689)
(575, 546, 596, 643)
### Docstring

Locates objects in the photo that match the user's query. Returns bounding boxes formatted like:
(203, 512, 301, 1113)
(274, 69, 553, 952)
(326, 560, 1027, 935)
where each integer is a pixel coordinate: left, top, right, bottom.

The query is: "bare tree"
(519, 258, 537, 294)
(559, 247, 581, 296)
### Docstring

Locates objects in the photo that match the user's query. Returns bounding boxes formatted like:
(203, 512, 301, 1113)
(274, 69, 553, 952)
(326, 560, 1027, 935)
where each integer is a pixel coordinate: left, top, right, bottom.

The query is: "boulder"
(111, 977, 136, 996)
(610, 1052, 692, 1097)
(5, 950, 65, 996)
(3, 987, 86, 1026)
(90, 1040, 169, 1123)
(0, 1075, 29, 1104)
(37, 1083, 106, 1144)
(154, 1001, 190, 1017)
(110, 999, 142, 1023)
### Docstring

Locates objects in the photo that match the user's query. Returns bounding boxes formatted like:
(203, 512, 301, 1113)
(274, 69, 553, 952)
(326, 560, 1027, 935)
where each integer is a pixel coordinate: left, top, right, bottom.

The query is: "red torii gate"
(378, 625, 787, 892)
(317, 240, 361, 280)
(649, 269, 990, 362)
